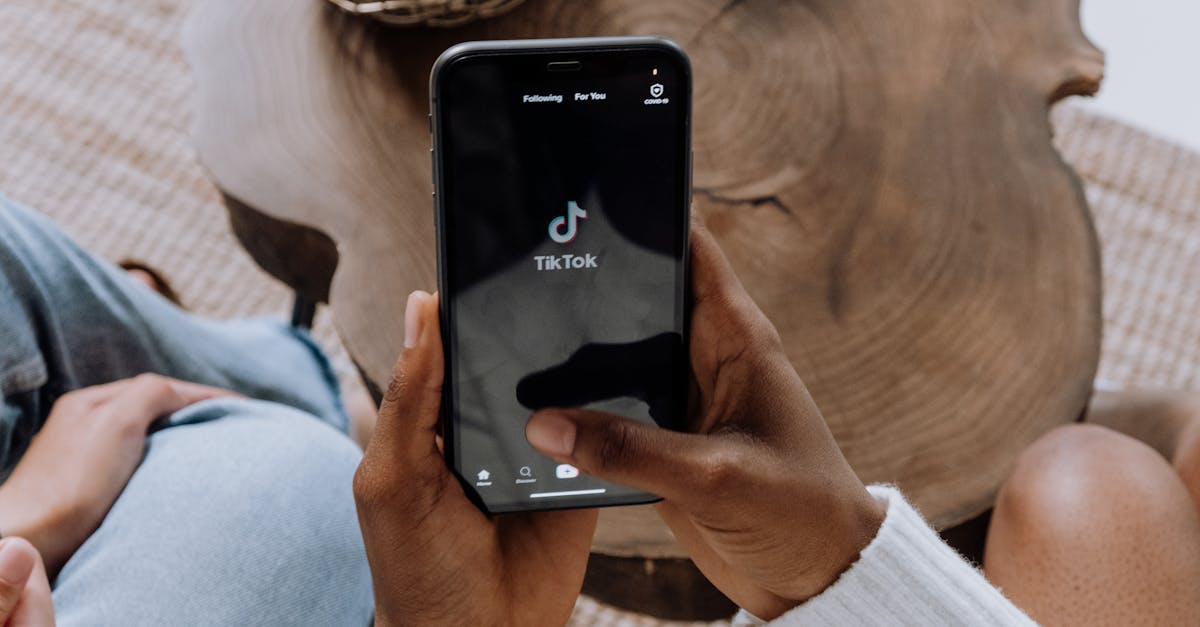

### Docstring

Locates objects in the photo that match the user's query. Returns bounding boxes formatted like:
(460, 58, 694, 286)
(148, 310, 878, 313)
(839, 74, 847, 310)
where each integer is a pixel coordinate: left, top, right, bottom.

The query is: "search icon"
(519, 466, 532, 478)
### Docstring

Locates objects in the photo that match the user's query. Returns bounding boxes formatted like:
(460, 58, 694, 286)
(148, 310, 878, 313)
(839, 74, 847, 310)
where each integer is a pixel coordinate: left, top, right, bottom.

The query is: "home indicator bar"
(529, 488, 607, 499)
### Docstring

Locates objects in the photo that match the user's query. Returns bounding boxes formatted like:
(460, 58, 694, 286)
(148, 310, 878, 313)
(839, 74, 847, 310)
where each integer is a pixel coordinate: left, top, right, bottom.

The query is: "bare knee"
(993, 424, 1173, 537)
(987, 424, 1200, 625)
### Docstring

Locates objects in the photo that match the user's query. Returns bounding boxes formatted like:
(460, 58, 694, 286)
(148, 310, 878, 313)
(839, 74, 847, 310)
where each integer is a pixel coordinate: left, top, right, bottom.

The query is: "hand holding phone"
(524, 224, 887, 619)
(353, 291, 597, 627)
(354, 225, 886, 624)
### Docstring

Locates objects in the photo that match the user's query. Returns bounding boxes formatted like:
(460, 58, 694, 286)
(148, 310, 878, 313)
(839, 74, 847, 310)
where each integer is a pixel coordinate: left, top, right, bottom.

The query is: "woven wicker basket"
(325, 0, 526, 27)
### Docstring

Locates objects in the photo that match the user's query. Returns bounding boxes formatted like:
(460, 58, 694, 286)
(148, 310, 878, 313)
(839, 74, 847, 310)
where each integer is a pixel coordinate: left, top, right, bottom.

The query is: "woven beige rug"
(0, 1, 1197, 625)
(1050, 105, 1200, 391)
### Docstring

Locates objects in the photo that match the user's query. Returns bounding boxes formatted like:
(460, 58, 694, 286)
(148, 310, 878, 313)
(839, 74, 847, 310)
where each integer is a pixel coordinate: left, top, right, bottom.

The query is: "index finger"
(54, 379, 136, 411)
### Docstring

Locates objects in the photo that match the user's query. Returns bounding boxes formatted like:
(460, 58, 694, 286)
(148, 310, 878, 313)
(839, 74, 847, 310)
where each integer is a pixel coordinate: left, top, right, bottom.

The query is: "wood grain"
(185, 0, 1102, 557)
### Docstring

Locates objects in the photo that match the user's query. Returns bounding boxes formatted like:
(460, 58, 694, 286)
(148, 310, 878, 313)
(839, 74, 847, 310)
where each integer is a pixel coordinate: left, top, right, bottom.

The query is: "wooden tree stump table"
(184, 0, 1103, 618)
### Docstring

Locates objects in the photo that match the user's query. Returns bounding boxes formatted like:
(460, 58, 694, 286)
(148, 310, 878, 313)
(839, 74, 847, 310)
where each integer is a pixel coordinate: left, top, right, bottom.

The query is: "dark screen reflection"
(516, 332, 683, 423)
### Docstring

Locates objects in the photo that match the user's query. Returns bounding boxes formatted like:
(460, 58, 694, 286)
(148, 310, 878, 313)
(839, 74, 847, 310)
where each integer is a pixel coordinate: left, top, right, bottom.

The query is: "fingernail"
(404, 291, 429, 349)
(526, 412, 577, 458)
(0, 539, 32, 586)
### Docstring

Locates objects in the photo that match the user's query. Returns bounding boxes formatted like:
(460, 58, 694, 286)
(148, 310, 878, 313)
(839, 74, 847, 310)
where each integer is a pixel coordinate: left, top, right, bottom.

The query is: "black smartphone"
(431, 37, 692, 514)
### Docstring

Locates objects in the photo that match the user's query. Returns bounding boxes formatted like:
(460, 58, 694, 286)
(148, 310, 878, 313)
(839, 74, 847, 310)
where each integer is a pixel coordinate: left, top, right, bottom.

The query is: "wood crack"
(693, 187, 794, 216)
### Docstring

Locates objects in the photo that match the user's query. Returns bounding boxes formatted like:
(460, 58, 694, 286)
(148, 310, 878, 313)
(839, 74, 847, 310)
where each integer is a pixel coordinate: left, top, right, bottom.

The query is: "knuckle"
(697, 447, 747, 494)
(352, 456, 400, 514)
(382, 354, 441, 409)
(740, 306, 784, 353)
(755, 317, 786, 352)
(712, 294, 785, 356)
(132, 373, 171, 395)
(592, 420, 639, 474)
(55, 390, 86, 412)
(353, 455, 441, 521)
(132, 372, 163, 385)
(718, 317, 786, 379)
(352, 461, 381, 507)
(382, 370, 408, 408)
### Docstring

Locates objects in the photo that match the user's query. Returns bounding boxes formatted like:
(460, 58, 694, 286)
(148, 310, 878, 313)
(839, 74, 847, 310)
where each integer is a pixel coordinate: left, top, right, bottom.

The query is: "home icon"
(477, 469, 491, 481)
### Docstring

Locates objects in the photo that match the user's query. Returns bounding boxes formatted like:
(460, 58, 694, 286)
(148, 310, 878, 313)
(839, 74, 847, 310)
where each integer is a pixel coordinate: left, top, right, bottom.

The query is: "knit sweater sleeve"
(731, 485, 1037, 626)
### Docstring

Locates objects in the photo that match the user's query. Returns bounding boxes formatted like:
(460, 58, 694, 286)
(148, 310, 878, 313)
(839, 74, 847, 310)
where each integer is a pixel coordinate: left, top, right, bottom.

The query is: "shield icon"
(650, 83, 664, 98)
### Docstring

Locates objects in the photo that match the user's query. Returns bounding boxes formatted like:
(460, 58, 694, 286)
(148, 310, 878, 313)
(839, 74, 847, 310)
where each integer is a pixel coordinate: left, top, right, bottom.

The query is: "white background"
(1079, 0, 1200, 151)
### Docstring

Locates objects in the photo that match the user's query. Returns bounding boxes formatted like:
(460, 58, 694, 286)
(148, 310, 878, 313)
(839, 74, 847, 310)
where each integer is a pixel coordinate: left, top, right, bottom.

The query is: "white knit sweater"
(732, 485, 1036, 626)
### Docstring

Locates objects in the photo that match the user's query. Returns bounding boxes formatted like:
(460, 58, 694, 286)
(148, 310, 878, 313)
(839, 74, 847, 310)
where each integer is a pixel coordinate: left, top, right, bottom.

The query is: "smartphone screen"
(433, 40, 691, 513)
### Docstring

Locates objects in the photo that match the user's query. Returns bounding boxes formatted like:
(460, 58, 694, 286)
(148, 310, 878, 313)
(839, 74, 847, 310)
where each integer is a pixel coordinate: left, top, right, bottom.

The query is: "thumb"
(10, 542, 53, 627)
(0, 538, 35, 620)
(363, 290, 443, 470)
(526, 409, 732, 505)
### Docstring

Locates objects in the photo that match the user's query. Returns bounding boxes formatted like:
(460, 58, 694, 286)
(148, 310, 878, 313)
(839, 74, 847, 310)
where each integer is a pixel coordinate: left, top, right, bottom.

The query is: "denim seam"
(283, 326, 353, 435)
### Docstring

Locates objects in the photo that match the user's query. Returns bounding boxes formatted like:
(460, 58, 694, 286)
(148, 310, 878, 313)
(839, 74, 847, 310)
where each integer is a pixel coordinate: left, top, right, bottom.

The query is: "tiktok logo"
(537, 200, 599, 272)
(548, 201, 588, 244)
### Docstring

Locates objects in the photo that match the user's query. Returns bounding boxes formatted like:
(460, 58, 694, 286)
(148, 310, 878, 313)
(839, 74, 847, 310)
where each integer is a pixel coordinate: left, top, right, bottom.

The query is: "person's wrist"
(809, 483, 887, 595)
(845, 485, 888, 560)
(0, 493, 37, 546)
(0, 484, 66, 569)
(764, 482, 886, 620)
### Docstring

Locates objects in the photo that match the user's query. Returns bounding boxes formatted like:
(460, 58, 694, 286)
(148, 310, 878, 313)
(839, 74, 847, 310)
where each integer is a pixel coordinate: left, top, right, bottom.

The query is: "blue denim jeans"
(0, 196, 373, 626)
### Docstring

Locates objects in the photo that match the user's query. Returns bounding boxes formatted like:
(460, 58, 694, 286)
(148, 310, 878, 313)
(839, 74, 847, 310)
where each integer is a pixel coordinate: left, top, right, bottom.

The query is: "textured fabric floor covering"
(0, 0, 344, 374)
(1052, 106, 1200, 390)
(0, 1, 1197, 625)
